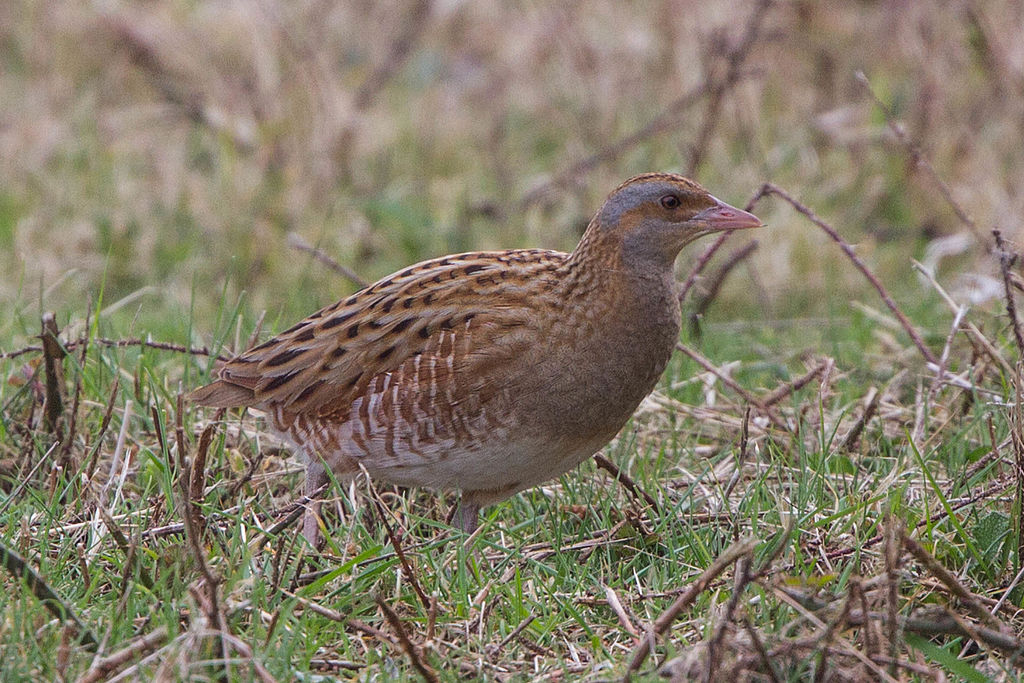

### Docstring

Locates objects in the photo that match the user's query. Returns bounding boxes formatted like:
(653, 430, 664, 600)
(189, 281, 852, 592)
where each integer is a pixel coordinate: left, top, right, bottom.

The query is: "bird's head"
(593, 173, 762, 269)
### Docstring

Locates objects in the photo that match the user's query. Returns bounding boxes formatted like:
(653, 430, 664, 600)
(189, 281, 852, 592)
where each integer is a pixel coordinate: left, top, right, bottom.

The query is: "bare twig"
(750, 183, 937, 365)
(822, 477, 1015, 565)
(245, 309, 267, 352)
(813, 589, 854, 683)
(376, 595, 439, 683)
(913, 260, 1016, 377)
(623, 537, 756, 680)
(603, 584, 641, 639)
(883, 517, 901, 677)
(75, 626, 170, 683)
(353, 1, 432, 109)
(675, 343, 765, 410)
(61, 309, 91, 469)
(247, 485, 326, 555)
(688, 240, 759, 338)
(84, 379, 120, 481)
(707, 552, 752, 680)
(762, 360, 829, 407)
(678, 232, 733, 303)
(0, 539, 99, 650)
(489, 614, 537, 660)
(995, 230, 1024, 360)
(1, 337, 229, 361)
(742, 616, 782, 683)
(781, 584, 1024, 658)
(675, 343, 791, 431)
(40, 313, 66, 439)
(0, 441, 58, 517)
(102, 16, 254, 150)
(840, 387, 880, 452)
(367, 494, 432, 613)
(97, 507, 154, 590)
(178, 400, 221, 592)
(928, 305, 968, 401)
(1014, 373, 1024, 569)
(519, 85, 712, 209)
(902, 534, 1008, 633)
(187, 411, 222, 541)
(722, 406, 751, 502)
(593, 454, 660, 513)
(856, 71, 981, 241)
(287, 233, 369, 289)
(687, 0, 772, 175)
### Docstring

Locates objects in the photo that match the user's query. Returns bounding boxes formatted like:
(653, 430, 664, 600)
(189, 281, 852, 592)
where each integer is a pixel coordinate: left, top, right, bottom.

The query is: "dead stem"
(593, 454, 660, 513)
(857, 71, 981, 242)
(0, 539, 99, 650)
(376, 595, 440, 683)
(287, 232, 369, 289)
(688, 240, 759, 339)
(750, 183, 938, 365)
(622, 537, 756, 680)
(995, 230, 1024, 359)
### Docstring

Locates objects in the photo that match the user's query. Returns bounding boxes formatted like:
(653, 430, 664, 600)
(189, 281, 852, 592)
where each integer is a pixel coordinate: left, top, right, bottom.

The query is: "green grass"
(1, 271, 1021, 679)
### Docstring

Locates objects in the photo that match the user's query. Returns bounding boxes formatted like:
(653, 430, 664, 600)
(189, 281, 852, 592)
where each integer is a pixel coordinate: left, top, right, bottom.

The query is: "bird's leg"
(302, 461, 329, 548)
(454, 498, 480, 534)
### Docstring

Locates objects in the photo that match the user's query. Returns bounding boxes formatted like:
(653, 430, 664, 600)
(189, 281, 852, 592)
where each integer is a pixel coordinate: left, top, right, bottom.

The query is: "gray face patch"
(597, 176, 706, 230)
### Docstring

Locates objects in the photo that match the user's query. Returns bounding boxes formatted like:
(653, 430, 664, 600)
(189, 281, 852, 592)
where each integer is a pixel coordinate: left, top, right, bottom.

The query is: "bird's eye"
(660, 195, 681, 209)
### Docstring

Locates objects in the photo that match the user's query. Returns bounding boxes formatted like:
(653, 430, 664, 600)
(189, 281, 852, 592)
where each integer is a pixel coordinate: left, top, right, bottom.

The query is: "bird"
(189, 173, 762, 544)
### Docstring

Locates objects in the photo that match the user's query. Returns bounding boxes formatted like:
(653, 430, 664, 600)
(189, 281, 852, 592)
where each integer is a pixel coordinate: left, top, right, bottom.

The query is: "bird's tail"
(187, 380, 256, 407)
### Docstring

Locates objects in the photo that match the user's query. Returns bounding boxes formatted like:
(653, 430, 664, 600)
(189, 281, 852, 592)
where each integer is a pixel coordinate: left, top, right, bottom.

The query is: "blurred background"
(1, 0, 1021, 342)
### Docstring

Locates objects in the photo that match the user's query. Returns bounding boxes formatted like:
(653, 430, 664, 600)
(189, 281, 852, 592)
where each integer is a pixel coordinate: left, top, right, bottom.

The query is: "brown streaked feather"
(186, 379, 255, 407)
(190, 249, 564, 413)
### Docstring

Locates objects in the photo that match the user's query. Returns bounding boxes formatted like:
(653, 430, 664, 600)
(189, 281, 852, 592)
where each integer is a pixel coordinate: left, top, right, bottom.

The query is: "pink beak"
(694, 196, 763, 230)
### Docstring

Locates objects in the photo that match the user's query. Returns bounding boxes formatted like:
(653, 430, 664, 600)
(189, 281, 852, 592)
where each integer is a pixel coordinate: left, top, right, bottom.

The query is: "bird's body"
(190, 173, 761, 542)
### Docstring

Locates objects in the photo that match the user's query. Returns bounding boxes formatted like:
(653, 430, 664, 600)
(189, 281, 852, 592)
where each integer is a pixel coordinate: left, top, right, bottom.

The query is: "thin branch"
(593, 454, 660, 513)
(678, 232, 733, 303)
(675, 343, 793, 432)
(367, 495, 432, 613)
(40, 312, 66, 439)
(782, 584, 1024, 659)
(742, 616, 782, 683)
(675, 343, 765, 409)
(856, 71, 981, 241)
(903, 533, 1009, 633)
(750, 183, 937, 365)
(1, 337, 229, 361)
(994, 230, 1024, 360)
(622, 537, 756, 680)
(75, 626, 170, 683)
(84, 379, 120, 481)
(687, 0, 773, 175)
(761, 360, 829, 407)
(353, 0, 432, 109)
(518, 82, 712, 209)
(688, 240, 759, 338)
(287, 233, 369, 289)
(840, 386, 880, 452)
(489, 614, 537, 660)
(376, 595, 440, 683)
(0, 539, 99, 650)
(722, 406, 751, 502)
(603, 584, 641, 638)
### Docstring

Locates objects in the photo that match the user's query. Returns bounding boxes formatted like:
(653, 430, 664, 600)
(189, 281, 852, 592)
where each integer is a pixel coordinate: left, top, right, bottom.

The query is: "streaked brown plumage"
(189, 173, 762, 543)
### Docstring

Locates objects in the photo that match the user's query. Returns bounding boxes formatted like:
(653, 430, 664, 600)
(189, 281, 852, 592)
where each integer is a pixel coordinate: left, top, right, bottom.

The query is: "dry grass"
(3, 0, 1024, 680)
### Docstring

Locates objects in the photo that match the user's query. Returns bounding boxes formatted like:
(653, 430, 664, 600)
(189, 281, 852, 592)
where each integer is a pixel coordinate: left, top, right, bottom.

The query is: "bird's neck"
(561, 225, 679, 305)
(555, 224, 682, 370)
(526, 230, 680, 444)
